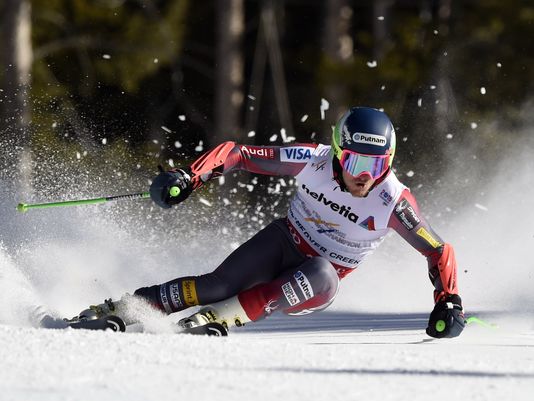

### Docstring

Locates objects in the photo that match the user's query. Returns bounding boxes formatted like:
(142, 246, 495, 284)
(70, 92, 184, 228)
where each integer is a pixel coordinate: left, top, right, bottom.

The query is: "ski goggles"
(338, 149, 391, 179)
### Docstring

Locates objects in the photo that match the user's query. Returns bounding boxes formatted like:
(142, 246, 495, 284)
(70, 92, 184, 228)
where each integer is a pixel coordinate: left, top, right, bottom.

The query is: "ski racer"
(83, 107, 465, 338)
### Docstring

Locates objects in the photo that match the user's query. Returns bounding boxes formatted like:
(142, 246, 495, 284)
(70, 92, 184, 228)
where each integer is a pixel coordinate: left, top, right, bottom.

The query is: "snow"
(1, 313, 533, 401)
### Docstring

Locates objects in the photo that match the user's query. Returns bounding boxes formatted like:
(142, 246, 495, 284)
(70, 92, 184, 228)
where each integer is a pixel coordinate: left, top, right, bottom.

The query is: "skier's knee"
(298, 257, 339, 296)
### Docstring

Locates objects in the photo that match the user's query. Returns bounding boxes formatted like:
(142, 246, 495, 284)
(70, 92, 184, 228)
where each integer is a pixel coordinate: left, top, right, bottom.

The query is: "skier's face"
(342, 169, 375, 197)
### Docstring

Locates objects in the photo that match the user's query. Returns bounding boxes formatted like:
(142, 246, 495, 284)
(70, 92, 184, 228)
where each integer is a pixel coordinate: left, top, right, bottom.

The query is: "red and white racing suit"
(134, 142, 459, 321)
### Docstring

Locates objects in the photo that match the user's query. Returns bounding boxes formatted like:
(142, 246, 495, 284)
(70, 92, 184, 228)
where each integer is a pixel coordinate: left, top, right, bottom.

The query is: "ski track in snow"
(1, 312, 533, 401)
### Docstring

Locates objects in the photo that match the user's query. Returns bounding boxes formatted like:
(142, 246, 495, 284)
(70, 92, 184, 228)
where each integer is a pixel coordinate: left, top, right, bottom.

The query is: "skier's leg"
(238, 256, 339, 320)
(183, 256, 339, 329)
(85, 219, 306, 321)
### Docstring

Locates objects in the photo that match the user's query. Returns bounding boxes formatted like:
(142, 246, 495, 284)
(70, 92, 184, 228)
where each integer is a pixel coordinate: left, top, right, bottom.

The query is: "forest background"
(0, 0, 533, 242)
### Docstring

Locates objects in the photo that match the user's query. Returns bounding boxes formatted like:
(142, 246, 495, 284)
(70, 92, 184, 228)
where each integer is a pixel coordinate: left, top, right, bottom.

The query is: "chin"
(349, 189, 366, 198)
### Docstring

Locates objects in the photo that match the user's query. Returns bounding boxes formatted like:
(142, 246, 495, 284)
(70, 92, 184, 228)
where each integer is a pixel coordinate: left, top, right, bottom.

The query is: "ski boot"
(178, 295, 251, 331)
(73, 294, 137, 326)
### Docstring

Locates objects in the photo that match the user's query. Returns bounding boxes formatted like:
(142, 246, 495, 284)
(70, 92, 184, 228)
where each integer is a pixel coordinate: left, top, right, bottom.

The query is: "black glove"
(149, 167, 193, 209)
(426, 294, 465, 338)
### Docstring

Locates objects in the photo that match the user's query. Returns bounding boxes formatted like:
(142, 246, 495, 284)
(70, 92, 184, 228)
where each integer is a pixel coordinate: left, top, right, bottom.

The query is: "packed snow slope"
(1, 312, 533, 401)
(1, 123, 534, 400)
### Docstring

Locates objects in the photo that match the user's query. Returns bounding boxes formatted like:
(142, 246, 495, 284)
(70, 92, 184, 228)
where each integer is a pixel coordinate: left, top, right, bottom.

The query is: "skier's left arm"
(388, 189, 465, 338)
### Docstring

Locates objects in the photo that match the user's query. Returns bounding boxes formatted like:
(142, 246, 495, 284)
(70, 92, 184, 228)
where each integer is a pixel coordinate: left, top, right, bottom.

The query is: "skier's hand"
(426, 294, 465, 338)
(149, 167, 193, 209)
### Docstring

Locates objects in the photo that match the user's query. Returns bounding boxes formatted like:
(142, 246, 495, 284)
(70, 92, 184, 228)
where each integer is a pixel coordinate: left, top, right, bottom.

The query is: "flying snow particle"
(433, 30, 439, 35)
(153, 58, 159, 64)
(320, 98, 330, 120)
(168, 159, 175, 167)
(52, 122, 58, 128)
(367, 60, 378, 68)
(195, 140, 204, 152)
(380, 85, 386, 90)
(174, 141, 182, 148)
(474, 203, 488, 212)
(377, 16, 384, 20)
(248, 95, 256, 100)
(430, 85, 436, 90)
(218, 176, 225, 186)
(247, 131, 256, 137)
(470, 122, 478, 129)
(76, 152, 81, 160)
(497, 62, 502, 68)
(102, 54, 111, 59)
(198, 197, 212, 207)
(406, 171, 414, 177)
(178, 115, 186, 121)
(417, 98, 422, 107)
(161, 126, 172, 133)
(300, 114, 308, 122)
(102, 138, 107, 145)
(446, 134, 453, 139)
(402, 137, 408, 142)
(269, 134, 278, 142)
(280, 128, 288, 142)
(480, 87, 486, 95)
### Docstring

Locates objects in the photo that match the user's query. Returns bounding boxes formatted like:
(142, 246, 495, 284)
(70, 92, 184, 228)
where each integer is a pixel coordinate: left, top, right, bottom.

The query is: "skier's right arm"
(150, 141, 317, 208)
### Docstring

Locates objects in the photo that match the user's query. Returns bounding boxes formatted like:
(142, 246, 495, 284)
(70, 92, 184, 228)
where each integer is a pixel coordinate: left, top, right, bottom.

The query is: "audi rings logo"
(289, 226, 301, 244)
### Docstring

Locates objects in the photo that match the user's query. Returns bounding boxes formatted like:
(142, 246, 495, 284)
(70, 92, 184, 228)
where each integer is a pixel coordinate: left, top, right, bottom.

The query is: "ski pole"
(433, 315, 498, 334)
(465, 316, 498, 329)
(17, 191, 150, 213)
(16, 186, 182, 213)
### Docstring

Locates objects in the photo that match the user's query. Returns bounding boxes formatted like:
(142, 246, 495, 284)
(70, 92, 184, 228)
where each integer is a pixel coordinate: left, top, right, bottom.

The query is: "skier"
(82, 107, 465, 338)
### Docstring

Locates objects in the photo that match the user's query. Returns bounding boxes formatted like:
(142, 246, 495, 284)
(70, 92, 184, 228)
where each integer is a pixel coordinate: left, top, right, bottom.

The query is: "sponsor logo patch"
(305, 217, 340, 234)
(281, 146, 313, 162)
(240, 145, 275, 159)
(301, 184, 359, 223)
(282, 282, 300, 306)
(169, 283, 183, 309)
(379, 189, 393, 206)
(160, 284, 172, 314)
(294, 271, 314, 300)
(416, 227, 442, 249)
(264, 299, 279, 314)
(329, 252, 359, 265)
(182, 280, 198, 306)
(352, 132, 387, 146)
(393, 199, 421, 231)
(358, 216, 375, 231)
(312, 160, 327, 171)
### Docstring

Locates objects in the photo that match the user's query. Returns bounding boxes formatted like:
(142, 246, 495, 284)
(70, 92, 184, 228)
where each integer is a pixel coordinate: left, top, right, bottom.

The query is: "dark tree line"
(0, 0, 532, 191)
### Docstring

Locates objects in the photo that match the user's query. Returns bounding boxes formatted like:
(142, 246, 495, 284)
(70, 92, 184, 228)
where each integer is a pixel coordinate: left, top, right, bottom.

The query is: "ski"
(67, 315, 127, 332)
(39, 314, 228, 336)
